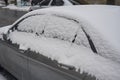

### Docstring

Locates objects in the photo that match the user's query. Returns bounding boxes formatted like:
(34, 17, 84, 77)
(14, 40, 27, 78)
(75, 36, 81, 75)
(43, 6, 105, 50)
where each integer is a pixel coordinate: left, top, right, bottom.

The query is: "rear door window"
(17, 15, 48, 34)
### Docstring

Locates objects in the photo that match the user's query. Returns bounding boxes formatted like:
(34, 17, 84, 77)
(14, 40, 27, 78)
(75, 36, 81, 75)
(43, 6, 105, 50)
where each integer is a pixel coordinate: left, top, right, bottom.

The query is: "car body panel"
(0, 5, 120, 80)
(0, 40, 84, 80)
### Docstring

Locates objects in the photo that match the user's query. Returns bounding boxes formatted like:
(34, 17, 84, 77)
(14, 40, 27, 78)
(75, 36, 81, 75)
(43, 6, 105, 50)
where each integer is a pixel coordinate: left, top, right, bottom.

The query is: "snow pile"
(2, 4, 30, 11)
(9, 31, 120, 80)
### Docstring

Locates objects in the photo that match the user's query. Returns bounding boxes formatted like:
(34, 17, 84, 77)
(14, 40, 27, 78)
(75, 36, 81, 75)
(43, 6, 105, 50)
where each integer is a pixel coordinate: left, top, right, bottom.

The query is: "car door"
(0, 14, 48, 80)
(11, 14, 49, 80)
(2, 14, 96, 80)
(15, 14, 92, 80)
(0, 38, 30, 80)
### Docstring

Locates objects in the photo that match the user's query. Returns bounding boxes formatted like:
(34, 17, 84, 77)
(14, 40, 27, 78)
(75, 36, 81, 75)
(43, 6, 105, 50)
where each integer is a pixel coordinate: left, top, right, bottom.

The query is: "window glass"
(44, 15, 90, 48)
(44, 15, 79, 42)
(18, 15, 48, 34)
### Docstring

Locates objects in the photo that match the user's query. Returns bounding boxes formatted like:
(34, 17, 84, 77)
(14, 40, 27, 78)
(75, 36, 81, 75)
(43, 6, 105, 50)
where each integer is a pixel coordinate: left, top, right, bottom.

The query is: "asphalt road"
(0, 7, 27, 80)
(0, 7, 26, 27)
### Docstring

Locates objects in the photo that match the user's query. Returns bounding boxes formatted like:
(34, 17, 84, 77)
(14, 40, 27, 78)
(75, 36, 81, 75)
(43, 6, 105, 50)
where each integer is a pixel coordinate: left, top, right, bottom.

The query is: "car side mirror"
(3, 33, 8, 41)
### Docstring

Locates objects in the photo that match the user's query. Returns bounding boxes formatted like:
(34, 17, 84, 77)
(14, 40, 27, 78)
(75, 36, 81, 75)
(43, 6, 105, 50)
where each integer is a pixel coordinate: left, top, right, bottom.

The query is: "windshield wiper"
(81, 27, 97, 53)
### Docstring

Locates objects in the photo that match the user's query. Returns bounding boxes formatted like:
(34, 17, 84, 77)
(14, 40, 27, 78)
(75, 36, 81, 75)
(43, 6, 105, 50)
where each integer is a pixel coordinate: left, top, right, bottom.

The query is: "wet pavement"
(0, 7, 27, 80)
(0, 7, 27, 27)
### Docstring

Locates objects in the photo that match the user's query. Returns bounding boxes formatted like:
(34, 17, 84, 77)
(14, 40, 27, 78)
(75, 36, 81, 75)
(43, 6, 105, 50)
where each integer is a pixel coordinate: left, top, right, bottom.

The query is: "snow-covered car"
(29, 0, 79, 11)
(0, 5, 120, 80)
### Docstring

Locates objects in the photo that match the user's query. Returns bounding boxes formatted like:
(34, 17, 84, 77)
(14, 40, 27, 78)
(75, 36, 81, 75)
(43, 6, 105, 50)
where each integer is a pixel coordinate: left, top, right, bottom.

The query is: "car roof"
(13, 5, 120, 51)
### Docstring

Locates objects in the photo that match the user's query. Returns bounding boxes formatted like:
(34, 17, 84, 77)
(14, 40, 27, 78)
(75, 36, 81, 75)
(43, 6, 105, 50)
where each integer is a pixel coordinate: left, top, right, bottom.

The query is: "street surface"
(0, 7, 27, 80)
(0, 7, 26, 27)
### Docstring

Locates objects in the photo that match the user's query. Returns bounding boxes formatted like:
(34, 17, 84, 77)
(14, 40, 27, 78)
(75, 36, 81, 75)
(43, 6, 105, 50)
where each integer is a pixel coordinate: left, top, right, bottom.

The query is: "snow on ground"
(0, 4, 3, 7)
(2, 4, 30, 11)
(0, 74, 6, 80)
(0, 1, 4, 7)
(1, 0, 73, 11)
(9, 31, 120, 80)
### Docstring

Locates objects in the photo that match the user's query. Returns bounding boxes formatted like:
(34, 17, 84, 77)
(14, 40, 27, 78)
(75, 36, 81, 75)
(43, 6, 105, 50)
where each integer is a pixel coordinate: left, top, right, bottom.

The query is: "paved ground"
(0, 7, 27, 80)
(0, 7, 26, 27)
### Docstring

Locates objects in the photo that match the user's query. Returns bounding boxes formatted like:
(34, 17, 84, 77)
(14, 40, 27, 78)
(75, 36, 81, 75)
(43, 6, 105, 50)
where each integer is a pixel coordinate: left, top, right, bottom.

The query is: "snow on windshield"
(9, 31, 120, 80)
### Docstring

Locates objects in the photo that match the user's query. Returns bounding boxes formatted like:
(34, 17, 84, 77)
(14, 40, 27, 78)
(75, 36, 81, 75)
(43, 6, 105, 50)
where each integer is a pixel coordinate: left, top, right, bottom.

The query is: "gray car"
(0, 5, 120, 80)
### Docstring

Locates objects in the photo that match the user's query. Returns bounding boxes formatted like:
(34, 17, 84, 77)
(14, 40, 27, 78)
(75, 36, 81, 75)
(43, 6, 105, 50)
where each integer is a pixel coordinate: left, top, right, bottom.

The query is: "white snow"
(18, 15, 47, 33)
(0, 4, 3, 7)
(9, 31, 120, 80)
(2, 4, 30, 11)
(63, 0, 73, 6)
(16, 5, 120, 63)
(0, 5, 120, 80)
(1, 0, 73, 11)
(0, 74, 6, 80)
(18, 14, 90, 48)
(0, 25, 11, 40)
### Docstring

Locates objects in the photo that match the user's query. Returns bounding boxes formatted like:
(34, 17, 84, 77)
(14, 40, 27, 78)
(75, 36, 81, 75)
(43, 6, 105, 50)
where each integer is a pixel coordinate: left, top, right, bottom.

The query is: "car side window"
(5, 15, 48, 50)
(9, 14, 94, 52)
(44, 15, 79, 42)
(17, 15, 48, 34)
(44, 15, 90, 48)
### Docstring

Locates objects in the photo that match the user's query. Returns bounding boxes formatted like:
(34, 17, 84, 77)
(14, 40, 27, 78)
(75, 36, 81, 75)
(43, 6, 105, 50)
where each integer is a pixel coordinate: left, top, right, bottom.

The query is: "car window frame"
(7, 14, 97, 53)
